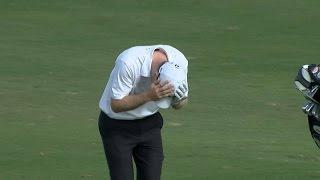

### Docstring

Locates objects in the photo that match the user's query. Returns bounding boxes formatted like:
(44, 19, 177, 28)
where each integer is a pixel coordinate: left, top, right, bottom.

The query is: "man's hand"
(171, 83, 188, 109)
(174, 83, 188, 101)
(146, 80, 174, 101)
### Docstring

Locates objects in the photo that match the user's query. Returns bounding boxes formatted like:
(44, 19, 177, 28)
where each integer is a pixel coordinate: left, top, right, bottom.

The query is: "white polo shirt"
(99, 45, 188, 120)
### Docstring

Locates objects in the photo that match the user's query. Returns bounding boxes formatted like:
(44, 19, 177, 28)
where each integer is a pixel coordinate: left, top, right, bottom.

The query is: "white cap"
(155, 62, 186, 108)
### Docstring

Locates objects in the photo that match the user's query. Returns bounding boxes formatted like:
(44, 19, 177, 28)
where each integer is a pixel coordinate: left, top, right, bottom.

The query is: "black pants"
(98, 111, 164, 180)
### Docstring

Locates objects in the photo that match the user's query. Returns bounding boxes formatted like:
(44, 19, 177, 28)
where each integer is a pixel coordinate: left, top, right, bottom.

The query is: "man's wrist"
(172, 97, 188, 109)
(141, 91, 152, 103)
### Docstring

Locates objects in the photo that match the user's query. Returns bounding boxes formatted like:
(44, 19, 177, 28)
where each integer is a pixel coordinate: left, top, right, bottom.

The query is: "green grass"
(1, 0, 320, 179)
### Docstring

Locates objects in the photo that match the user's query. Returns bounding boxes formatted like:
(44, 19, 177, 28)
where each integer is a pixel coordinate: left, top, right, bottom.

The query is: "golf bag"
(295, 64, 320, 148)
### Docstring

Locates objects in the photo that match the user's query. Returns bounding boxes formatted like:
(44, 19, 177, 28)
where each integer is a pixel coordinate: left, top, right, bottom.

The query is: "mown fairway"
(1, 0, 320, 179)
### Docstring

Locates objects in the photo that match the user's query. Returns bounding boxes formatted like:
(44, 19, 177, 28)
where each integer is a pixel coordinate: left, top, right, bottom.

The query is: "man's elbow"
(110, 99, 123, 113)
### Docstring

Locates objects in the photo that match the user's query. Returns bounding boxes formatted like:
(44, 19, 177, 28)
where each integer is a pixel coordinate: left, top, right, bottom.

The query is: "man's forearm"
(111, 80, 174, 113)
(111, 92, 151, 113)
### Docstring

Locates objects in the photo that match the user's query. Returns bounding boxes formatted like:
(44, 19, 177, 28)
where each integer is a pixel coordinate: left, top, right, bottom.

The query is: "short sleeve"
(110, 61, 134, 100)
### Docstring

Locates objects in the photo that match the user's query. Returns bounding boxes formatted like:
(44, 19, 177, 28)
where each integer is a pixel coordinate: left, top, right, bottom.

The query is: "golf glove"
(173, 82, 188, 102)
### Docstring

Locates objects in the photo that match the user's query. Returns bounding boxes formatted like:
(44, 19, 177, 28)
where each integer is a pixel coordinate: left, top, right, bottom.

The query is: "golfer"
(98, 45, 188, 180)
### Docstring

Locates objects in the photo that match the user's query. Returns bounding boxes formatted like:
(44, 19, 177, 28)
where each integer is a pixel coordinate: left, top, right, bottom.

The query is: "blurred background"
(1, 0, 320, 179)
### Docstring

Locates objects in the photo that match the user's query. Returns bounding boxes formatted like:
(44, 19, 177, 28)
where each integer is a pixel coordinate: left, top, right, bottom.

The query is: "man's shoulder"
(114, 46, 150, 73)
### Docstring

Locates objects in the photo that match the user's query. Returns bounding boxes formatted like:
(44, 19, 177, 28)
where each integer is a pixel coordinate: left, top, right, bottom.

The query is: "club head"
(302, 102, 312, 114)
(305, 85, 320, 104)
(306, 103, 315, 115)
(311, 85, 319, 94)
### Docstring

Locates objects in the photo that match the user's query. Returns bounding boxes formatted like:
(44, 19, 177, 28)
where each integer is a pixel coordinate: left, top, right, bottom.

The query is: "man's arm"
(171, 81, 188, 110)
(111, 80, 174, 113)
